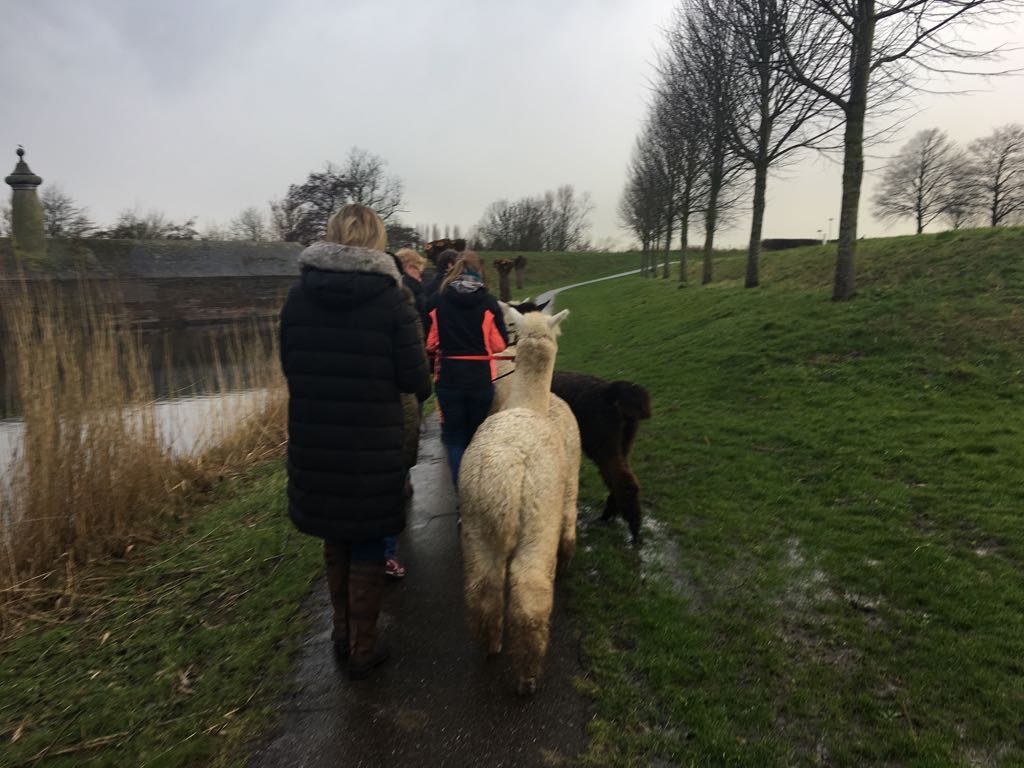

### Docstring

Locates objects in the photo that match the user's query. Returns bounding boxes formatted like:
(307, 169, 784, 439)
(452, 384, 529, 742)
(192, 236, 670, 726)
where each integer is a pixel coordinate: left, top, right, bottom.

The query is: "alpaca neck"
(506, 343, 555, 414)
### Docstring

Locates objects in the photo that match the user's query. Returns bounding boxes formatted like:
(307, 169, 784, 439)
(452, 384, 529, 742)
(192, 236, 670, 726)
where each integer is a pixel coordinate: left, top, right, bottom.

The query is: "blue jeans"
(347, 537, 386, 564)
(436, 385, 495, 488)
(383, 535, 398, 560)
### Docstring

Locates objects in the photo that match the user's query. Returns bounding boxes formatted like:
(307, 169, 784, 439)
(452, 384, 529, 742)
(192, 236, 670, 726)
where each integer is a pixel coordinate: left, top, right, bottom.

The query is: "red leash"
(442, 354, 517, 361)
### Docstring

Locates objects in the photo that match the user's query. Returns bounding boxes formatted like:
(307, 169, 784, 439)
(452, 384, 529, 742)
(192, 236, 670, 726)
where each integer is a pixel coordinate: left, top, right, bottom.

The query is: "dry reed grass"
(0, 277, 285, 637)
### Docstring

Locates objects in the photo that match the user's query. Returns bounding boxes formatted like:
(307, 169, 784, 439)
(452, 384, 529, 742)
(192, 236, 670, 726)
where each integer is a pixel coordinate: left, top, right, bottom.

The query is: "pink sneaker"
(384, 557, 406, 579)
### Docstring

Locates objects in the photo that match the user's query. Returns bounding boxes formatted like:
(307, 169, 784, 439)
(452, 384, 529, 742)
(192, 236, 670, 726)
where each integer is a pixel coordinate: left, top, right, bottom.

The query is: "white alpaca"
(491, 301, 579, 516)
(458, 307, 581, 694)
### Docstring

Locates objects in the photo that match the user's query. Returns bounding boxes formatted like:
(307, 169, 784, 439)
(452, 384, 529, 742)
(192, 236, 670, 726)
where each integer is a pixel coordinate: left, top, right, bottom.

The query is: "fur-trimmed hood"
(298, 241, 401, 282)
(297, 242, 401, 311)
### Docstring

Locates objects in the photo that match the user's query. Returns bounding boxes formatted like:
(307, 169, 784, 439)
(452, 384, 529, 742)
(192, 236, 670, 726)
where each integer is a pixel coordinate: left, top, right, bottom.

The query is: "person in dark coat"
(280, 203, 431, 680)
(382, 249, 429, 580)
(396, 247, 428, 328)
(425, 251, 509, 488)
(423, 248, 458, 301)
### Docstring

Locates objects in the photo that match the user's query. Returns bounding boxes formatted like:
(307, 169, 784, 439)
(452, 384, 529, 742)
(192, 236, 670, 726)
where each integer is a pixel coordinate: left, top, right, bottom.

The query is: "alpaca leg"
(602, 489, 617, 522)
(613, 461, 642, 543)
(597, 459, 620, 522)
(462, 536, 507, 656)
(507, 545, 557, 695)
(599, 456, 642, 542)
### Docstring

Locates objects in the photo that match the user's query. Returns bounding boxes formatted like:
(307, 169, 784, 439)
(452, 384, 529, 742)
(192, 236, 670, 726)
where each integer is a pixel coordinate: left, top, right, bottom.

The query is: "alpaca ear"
(536, 299, 551, 314)
(506, 304, 526, 327)
(547, 309, 569, 329)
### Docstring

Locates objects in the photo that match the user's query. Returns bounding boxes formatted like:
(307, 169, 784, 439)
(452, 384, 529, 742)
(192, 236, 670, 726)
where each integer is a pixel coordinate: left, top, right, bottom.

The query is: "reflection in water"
(1, 320, 278, 418)
(0, 389, 275, 524)
(0, 319, 280, 521)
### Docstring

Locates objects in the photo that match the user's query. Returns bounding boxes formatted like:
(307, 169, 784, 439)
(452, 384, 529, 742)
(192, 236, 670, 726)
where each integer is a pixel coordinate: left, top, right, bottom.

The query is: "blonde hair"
(441, 250, 485, 293)
(396, 247, 426, 272)
(325, 203, 387, 250)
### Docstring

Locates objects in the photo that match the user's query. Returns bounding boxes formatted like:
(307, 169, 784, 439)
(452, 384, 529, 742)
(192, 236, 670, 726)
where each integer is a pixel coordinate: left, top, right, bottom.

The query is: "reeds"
(0, 277, 286, 636)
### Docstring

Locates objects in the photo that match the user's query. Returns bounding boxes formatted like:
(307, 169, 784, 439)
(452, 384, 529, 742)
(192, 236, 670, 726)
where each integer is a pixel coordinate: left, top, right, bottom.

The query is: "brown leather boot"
(347, 561, 390, 680)
(323, 541, 350, 660)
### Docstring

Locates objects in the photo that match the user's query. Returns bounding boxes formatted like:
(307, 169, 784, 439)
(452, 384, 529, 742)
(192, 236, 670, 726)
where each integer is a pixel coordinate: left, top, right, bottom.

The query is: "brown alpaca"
(550, 371, 651, 544)
(495, 300, 652, 544)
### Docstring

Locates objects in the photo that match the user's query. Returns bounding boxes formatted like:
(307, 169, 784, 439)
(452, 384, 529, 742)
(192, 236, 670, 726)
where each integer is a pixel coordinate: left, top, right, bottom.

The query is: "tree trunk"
(498, 271, 512, 302)
(746, 158, 769, 289)
(678, 210, 689, 285)
(703, 178, 721, 285)
(662, 208, 674, 280)
(832, 6, 874, 302)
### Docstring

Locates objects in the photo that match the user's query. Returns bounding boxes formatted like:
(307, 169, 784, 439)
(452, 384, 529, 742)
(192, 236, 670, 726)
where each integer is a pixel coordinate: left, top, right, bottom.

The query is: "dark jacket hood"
(297, 242, 401, 310)
(444, 272, 488, 307)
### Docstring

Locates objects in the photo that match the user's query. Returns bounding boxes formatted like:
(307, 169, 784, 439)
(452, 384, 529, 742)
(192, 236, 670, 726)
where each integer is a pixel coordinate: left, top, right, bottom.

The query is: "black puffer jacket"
(402, 272, 428, 327)
(280, 242, 432, 542)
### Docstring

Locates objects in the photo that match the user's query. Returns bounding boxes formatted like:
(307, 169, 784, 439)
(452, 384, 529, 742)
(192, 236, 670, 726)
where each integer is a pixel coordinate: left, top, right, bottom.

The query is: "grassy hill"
(552, 226, 1024, 766)
(1, 229, 1020, 766)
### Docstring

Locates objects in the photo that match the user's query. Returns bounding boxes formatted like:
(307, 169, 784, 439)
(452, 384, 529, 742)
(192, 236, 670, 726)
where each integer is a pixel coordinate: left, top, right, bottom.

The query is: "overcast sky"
(3, 0, 1023, 249)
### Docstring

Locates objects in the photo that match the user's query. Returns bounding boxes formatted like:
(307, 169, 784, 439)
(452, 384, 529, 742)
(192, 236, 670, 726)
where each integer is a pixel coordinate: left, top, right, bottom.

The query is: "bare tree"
(941, 153, 981, 228)
(475, 187, 594, 251)
(966, 123, 1024, 226)
(662, 74, 710, 284)
(40, 185, 94, 237)
(230, 206, 268, 241)
(645, 94, 687, 278)
(0, 204, 11, 237)
(200, 221, 230, 240)
(385, 220, 420, 249)
(776, 0, 1024, 300)
(343, 148, 405, 223)
(97, 209, 197, 240)
(544, 185, 594, 251)
(716, 0, 841, 287)
(277, 164, 351, 243)
(872, 128, 967, 233)
(268, 196, 302, 241)
(274, 149, 406, 244)
(673, 0, 748, 285)
(619, 135, 666, 269)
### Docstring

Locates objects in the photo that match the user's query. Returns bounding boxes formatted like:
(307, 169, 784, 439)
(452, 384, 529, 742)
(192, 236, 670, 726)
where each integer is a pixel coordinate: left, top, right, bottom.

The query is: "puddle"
(0, 389, 272, 530)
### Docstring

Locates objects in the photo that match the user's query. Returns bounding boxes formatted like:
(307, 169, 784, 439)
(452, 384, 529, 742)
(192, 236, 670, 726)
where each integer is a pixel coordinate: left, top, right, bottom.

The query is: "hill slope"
(554, 227, 1024, 767)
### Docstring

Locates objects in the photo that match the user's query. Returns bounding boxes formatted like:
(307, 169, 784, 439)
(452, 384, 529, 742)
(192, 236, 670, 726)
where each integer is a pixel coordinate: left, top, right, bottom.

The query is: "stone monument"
(5, 146, 46, 262)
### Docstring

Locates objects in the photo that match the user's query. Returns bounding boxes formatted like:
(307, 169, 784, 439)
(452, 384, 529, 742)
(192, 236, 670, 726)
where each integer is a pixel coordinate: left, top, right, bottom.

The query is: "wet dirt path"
(247, 416, 589, 768)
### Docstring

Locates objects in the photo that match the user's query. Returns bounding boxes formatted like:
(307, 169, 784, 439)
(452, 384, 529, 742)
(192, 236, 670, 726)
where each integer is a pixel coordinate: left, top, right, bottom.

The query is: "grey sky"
(3, 0, 1023, 249)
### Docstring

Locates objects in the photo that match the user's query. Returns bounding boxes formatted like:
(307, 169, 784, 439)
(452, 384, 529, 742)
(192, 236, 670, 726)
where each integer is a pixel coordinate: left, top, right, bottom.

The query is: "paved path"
(535, 267, 643, 307)
(248, 417, 589, 768)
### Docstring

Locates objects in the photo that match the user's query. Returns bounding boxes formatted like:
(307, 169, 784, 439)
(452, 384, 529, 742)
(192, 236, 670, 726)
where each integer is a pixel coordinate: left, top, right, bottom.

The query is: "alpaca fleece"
(458, 310, 579, 695)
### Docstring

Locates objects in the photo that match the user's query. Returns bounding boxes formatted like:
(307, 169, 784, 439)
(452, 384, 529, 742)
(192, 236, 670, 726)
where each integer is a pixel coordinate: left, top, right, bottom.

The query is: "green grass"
(554, 227, 1024, 766)
(0, 464, 321, 768)
(2, 229, 1022, 766)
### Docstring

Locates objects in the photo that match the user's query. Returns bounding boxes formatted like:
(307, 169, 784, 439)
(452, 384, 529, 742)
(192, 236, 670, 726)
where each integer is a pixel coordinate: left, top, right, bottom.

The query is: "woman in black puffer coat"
(280, 203, 431, 680)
